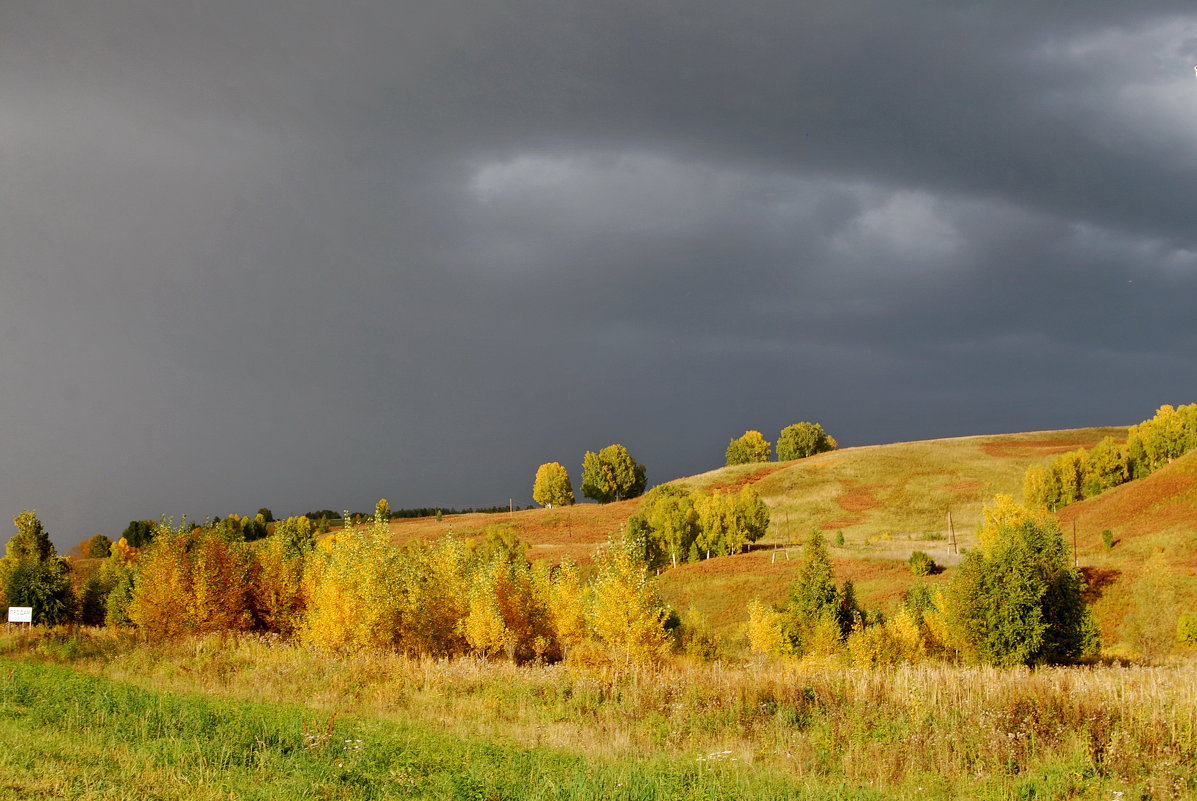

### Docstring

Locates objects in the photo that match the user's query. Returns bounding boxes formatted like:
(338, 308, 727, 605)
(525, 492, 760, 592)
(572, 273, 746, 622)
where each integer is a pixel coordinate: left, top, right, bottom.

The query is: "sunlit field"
(3, 628, 1195, 800)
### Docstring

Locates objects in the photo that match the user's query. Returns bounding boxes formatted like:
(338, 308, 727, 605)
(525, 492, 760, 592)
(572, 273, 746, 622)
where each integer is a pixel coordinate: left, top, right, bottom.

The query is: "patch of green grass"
(0, 659, 881, 800)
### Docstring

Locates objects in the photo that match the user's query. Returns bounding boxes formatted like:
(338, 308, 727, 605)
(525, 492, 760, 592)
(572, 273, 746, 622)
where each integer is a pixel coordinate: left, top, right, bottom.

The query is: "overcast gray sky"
(3, 1, 1196, 549)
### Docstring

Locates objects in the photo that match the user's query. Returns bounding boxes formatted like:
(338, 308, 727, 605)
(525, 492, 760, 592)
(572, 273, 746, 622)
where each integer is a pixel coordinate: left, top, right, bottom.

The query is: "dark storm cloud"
(2, 1, 1195, 547)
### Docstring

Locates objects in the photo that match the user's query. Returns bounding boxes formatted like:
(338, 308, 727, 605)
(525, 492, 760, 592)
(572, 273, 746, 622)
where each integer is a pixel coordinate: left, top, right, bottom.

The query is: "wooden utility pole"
(947, 509, 957, 555)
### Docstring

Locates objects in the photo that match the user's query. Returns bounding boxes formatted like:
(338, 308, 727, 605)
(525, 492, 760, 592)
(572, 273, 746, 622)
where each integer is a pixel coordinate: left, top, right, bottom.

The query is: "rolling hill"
(378, 424, 1197, 649)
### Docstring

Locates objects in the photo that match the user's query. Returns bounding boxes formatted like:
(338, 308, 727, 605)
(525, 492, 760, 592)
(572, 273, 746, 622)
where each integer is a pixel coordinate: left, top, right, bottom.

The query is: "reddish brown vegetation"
(1057, 454, 1197, 542)
(981, 440, 1083, 459)
(835, 483, 886, 512)
(706, 463, 788, 493)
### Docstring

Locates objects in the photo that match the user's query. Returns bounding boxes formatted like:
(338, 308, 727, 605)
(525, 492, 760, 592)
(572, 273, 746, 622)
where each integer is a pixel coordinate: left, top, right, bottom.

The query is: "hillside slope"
(383, 428, 1124, 568)
(1055, 449, 1197, 645)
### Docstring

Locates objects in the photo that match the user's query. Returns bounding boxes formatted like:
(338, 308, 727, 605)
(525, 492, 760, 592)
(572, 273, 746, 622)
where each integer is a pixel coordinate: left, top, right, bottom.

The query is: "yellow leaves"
(109, 537, 138, 567)
(127, 532, 192, 638)
(532, 462, 575, 508)
(126, 527, 254, 638)
(252, 536, 306, 636)
(589, 536, 671, 667)
(978, 494, 1045, 557)
(725, 430, 771, 465)
(746, 599, 789, 657)
(120, 509, 676, 668)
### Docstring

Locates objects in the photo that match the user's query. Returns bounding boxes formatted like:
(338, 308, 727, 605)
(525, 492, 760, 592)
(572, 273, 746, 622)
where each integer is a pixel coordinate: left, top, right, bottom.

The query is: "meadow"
(2, 627, 1196, 800)
(14, 423, 1197, 798)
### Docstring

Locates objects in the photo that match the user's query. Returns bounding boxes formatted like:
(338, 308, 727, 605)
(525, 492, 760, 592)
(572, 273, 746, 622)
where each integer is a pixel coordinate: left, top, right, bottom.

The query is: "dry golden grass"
(8, 628, 1197, 799)
(351, 500, 641, 565)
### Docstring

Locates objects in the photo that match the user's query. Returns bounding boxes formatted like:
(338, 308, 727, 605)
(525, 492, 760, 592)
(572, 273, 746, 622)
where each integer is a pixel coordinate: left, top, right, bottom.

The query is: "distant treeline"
(304, 505, 532, 522)
(1024, 403, 1197, 511)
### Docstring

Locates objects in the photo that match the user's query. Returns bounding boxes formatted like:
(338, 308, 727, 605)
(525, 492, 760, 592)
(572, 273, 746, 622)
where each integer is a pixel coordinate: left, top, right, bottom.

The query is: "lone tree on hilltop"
(581, 445, 647, 504)
(533, 462, 575, 508)
(725, 430, 771, 466)
(777, 422, 837, 461)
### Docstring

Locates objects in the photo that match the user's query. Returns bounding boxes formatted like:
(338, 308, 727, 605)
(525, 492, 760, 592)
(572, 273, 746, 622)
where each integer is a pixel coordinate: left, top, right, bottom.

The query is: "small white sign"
(7, 607, 32, 624)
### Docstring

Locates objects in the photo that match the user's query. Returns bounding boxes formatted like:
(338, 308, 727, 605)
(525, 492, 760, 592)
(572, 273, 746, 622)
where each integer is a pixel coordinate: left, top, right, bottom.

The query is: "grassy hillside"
(382, 428, 1124, 562)
(366, 424, 1197, 651)
(1055, 449, 1197, 647)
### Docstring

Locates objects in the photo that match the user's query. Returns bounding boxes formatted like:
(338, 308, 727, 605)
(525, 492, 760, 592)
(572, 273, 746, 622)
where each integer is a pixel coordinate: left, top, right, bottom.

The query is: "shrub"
(1177, 613, 1197, 649)
(0, 511, 75, 626)
(1102, 529, 1115, 550)
(908, 550, 936, 576)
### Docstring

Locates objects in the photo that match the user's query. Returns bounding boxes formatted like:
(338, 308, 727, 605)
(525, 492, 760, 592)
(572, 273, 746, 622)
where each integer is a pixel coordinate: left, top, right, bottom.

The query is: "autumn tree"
(629, 484, 768, 566)
(7, 510, 53, 562)
(251, 517, 314, 635)
(944, 496, 1097, 666)
(0, 511, 75, 626)
(302, 510, 408, 651)
(580, 444, 647, 503)
(1083, 436, 1128, 497)
(82, 534, 113, 559)
(126, 519, 254, 637)
(725, 430, 771, 466)
(588, 534, 672, 667)
(1022, 463, 1057, 510)
(544, 558, 587, 660)
(125, 523, 191, 637)
(626, 485, 698, 568)
(463, 555, 551, 662)
(532, 462, 575, 508)
(101, 538, 139, 626)
(776, 422, 836, 461)
(692, 486, 770, 558)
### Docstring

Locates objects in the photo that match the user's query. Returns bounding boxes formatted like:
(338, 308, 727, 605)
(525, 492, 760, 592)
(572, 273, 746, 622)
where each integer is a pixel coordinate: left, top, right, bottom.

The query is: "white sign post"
(7, 607, 33, 624)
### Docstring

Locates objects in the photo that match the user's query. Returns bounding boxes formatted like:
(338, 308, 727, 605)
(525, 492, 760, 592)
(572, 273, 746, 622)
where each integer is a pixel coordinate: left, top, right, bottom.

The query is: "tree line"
(0, 492, 1104, 668)
(1024, 404, 1197, 510)
(0, 504, 676, 667)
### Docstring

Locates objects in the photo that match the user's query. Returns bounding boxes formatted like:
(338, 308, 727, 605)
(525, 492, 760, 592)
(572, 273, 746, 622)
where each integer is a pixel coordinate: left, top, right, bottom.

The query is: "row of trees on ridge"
(1023, 404, 1197, 510)
(532, 444, 647, 508)
(726, 422, 837, 466)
